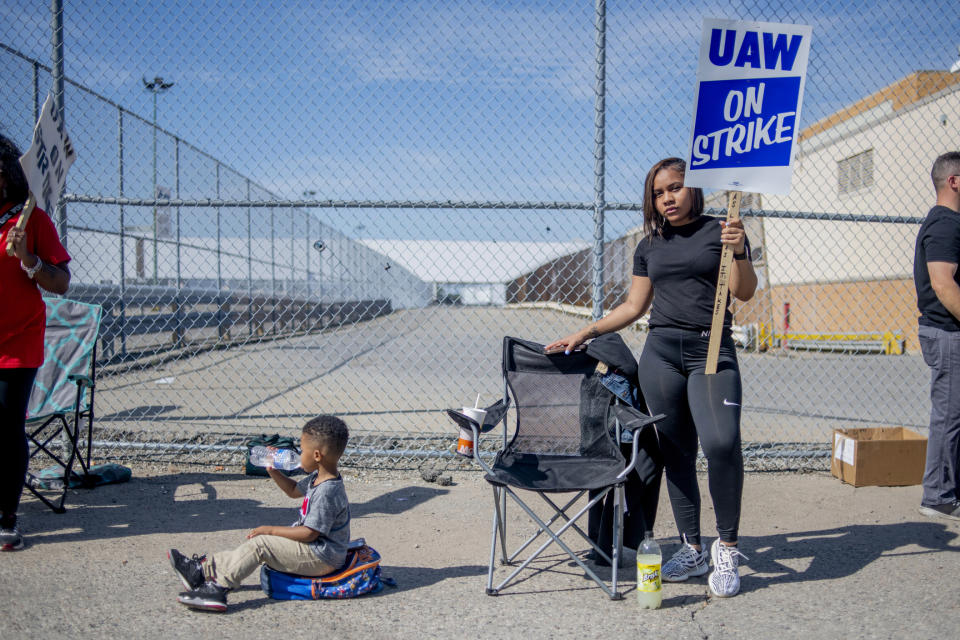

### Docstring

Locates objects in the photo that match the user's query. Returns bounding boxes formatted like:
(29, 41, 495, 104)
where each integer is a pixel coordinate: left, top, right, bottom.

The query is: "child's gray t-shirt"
(294, 472, 350, 567)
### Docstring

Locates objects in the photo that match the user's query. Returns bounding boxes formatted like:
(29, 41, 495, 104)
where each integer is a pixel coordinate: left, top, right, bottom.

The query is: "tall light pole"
(143, 76, 174, 283)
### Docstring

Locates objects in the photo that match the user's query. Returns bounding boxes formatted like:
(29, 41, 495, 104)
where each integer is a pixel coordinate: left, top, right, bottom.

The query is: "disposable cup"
(457, 426, 475, 457)
(461, 407, 487, 426)
(457, 407, 486, 457)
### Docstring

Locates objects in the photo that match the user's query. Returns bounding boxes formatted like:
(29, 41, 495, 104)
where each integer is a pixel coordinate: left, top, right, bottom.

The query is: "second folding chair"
(24, 298, 103, 513)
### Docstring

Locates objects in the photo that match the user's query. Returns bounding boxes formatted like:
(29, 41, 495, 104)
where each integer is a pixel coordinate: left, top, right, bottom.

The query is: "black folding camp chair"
(448, 336, 663, 599)
(24, 298, 103, 513)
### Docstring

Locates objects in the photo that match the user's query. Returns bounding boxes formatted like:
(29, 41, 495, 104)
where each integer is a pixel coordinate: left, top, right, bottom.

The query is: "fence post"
(174, 137, 183, 348)
(117, 107, 127, 358)
(290, 212, 295, 330)
(247, 178, 253, 338)
(590, 0, 607, 321)
(50, 0, 67, 246)
(271, 208, 276, 334)
(216, 162, 224, 339)
(306, 214, 311, 302)
(32, 61, 40, 122)
(318, 223, 325, 327)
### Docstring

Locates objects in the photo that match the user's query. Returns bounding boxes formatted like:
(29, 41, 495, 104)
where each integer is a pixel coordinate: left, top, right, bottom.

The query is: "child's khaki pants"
(204, 534, 336, 589)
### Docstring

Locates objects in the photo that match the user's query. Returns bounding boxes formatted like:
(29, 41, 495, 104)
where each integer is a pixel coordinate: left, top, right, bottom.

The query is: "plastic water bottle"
(248, 446, 300, 470)
(636, 531, 662, 609)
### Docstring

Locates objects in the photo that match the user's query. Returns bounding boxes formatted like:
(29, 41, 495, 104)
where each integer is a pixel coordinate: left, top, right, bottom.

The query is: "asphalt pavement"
(2, 464, 957, 639)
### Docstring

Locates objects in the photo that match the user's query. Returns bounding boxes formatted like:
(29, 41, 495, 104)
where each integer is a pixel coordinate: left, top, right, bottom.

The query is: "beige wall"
(733, 278, 920, 352)
(760, 83, 959, 286)
(720, 75, 957, 352)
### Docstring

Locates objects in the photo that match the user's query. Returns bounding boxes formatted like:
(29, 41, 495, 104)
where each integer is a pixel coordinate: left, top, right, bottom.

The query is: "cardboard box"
(831, 427, 927, 487)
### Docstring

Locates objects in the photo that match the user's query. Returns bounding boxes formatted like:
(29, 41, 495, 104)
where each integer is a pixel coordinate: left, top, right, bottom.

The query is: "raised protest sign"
(685, 18, 811, 195)
(6, 92, 75, 255)
(688, 19, 812, 374)
(21, 92, 76, 215)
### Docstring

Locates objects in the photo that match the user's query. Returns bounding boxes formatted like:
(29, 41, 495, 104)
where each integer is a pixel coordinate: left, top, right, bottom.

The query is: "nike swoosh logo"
(722, 399, 740, 407)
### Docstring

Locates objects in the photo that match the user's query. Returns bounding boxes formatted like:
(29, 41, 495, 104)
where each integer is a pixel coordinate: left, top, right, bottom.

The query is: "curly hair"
(641, 157, 704, 239)
(302, 414, 349, 458)
(0, 134, 29, 205)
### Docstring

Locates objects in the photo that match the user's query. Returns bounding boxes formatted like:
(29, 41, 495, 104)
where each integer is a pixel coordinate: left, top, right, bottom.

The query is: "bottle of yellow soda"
(637, 531, 662, 609)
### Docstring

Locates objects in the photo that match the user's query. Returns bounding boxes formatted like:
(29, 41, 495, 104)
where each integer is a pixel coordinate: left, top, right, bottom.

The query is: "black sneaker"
(919, 500, 960, 521)
(168, 549, 206, 590)
(177, 581, 228, 612)
(0, 525, 23, 551)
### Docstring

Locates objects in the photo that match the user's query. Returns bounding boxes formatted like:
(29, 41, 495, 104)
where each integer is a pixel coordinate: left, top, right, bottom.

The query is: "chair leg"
(26, 414, 74, 514)
(492, 487, 618, 599)
(491, 487, 509, 565)
(23, 483, 66, 514)
(538, 491, 618, 565)
(507, 491, 587, 564)
(610, 484, 625, 600)
(487, 487, 501, 595)
(63, 414, 95, 487)
(525, 493, 589, 563)
(71, 385, 94, 480)
(499, 489, 508, 559)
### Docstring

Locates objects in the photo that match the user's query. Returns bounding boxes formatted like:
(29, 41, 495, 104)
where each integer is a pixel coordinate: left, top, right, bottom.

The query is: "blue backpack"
(260, 542, 383, 600)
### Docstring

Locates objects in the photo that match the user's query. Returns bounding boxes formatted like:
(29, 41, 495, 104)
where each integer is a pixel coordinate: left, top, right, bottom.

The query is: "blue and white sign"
(685, 19, 812, 195)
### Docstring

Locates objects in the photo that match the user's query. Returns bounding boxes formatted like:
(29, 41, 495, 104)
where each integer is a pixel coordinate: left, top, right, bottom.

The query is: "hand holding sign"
(5, 93, 75, 256)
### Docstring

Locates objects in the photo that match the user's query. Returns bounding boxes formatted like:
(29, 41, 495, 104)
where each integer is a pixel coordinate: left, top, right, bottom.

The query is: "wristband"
(733, 250, 747, 261)
(21, 257, 43, 279)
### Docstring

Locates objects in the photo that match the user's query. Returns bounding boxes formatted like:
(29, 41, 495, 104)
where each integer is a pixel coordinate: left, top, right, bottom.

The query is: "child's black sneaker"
(177, 581, 228, 612)
(168, 548, 205, 590)
(0, 525, 24, 551)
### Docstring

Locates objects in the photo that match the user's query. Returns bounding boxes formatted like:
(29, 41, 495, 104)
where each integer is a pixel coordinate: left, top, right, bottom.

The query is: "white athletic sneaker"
(0, 525, 24, 551)
(661, 538, 710, 582)
(709, 538, 748, 597)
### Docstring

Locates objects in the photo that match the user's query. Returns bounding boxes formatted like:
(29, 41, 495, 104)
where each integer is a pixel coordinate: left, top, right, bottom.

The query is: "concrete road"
(89, 307, 931, 471)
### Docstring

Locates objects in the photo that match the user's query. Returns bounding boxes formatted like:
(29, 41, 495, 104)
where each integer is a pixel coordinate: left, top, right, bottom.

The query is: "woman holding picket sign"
(546, 157, 757, 597)
(0, 133, 71, 551)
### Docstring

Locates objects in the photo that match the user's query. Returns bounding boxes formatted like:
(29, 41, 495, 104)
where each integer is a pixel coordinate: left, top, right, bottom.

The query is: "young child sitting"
(168, 414, 351, 612)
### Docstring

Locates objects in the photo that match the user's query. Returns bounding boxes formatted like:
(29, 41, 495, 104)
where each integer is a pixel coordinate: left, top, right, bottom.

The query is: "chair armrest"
(614, 405, 664, 480)
(68, 373, 95, 388)
(445, 398, 510, 434)
(613, 405, 663, 432)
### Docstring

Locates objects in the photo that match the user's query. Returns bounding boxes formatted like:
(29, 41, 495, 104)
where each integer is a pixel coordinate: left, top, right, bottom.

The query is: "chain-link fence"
(2, 1, 958, 471)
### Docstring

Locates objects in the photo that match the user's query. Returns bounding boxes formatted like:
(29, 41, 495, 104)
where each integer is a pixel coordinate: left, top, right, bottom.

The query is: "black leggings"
(0, 368, 37, 527)
(637, 327, 744, 545)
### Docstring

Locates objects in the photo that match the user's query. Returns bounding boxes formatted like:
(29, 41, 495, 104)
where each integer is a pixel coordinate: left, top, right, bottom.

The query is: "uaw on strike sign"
(685, 19, 812, 195)
(20, 92, 76, 215)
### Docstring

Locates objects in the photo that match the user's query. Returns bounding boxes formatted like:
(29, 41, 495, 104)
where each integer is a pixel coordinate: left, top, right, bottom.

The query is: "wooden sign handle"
(705, 190, 742, 375)
(4, 194, 37, 257)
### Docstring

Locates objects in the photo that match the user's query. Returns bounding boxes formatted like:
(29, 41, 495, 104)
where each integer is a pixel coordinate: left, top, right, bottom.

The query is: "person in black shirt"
(913, 150, 960, 521)
(546, 157, 757, 597)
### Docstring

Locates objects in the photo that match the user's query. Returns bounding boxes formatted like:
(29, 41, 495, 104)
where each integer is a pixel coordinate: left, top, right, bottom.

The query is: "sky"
(1, 0, 958, 243)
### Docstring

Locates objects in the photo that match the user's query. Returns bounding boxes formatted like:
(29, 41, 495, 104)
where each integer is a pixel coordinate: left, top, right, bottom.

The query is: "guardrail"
(63, 282, 392, 367)
(757, 324, 905, 355)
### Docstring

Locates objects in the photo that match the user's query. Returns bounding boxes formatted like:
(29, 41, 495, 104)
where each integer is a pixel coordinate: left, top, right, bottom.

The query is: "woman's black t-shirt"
(632, 214, 749, 331)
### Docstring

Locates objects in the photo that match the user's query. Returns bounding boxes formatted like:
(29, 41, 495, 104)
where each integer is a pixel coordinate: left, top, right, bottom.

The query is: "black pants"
(0, 368, 38, 527)
(637, 327, 744, 545)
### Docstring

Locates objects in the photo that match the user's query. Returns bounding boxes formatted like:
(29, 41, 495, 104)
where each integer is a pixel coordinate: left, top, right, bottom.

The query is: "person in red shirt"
(0, 133, 71, 551)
